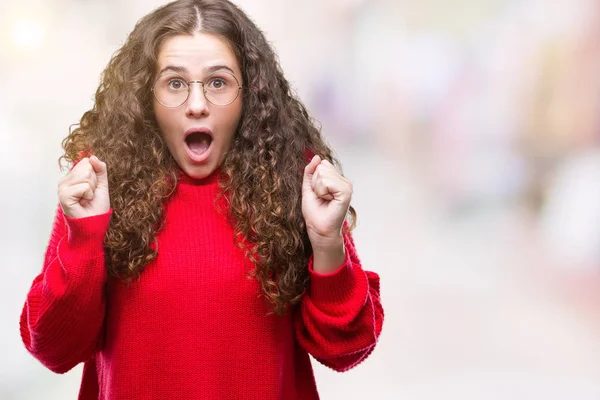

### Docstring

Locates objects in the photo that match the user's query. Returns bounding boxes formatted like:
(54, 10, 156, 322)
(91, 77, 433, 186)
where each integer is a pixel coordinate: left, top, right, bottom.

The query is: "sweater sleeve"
(19, 204, 112, 374)
(294, 231, 384, 372)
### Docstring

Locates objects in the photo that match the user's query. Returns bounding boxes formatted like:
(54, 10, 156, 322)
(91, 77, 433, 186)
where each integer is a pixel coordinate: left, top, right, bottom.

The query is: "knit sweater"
(20, 170, 384, 400)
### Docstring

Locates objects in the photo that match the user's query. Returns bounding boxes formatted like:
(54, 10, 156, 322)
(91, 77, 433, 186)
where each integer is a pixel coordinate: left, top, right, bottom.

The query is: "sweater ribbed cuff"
(58, 209, 112, 283)
(63, 210, 112, 243)
(307, 240, 366, 305)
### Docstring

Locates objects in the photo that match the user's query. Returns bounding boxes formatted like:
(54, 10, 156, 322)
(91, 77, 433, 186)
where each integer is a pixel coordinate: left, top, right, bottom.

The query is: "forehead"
(156, 33, 240, 75)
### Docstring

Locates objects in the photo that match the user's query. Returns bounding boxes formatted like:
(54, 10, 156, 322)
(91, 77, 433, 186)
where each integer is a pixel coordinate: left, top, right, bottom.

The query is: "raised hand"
(301, 155, 352, 252)
(58, 156, 110, 219)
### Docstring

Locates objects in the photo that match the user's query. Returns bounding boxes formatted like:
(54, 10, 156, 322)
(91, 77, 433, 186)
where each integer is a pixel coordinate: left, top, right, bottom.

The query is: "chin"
(184, 162, 217, 179)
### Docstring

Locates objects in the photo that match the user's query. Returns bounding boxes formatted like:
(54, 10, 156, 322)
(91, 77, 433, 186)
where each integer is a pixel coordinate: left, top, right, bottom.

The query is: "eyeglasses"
(152, 71, 242, 107)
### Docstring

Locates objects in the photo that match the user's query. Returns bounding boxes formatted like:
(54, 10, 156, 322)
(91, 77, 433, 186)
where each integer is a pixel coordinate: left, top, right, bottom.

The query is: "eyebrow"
(157, 64, 236, 76)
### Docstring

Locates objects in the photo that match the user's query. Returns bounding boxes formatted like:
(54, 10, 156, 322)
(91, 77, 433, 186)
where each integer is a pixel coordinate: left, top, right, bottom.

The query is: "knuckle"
(57, 181, 68, 193)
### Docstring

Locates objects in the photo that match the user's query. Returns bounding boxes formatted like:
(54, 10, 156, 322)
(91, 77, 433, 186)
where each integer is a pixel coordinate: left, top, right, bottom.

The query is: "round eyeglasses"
(152, 71, 242, 107)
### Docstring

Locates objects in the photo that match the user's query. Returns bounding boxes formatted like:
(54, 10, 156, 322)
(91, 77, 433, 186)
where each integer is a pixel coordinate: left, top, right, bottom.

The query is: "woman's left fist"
(301, 155, 352, 249)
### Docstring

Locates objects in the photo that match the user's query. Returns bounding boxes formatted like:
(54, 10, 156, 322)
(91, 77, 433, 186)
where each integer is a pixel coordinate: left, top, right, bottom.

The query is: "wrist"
(311, 235, 346, 275)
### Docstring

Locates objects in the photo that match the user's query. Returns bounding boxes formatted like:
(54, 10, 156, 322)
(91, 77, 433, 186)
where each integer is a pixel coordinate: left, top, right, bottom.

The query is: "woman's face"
(153, 33, 243, 179)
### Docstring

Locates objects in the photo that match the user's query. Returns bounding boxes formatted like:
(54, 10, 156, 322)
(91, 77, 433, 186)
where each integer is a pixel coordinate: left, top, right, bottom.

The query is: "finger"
(65, 182, 95, 203)
(316, 161, 347, 184)
(311, 173, 335, 201)
(73, 162, 98, 191)
(318, 159, 337, 172)
(62, 157, 90, 184)
(314, 166, 354, 201)
(320, 193, 335, 201)
(89, 156, 108, 187)
(302, 155, 322, 192)
(59, 165, 93, 197)
(67, 157, 95, 180)
(304, 155, 321, 176)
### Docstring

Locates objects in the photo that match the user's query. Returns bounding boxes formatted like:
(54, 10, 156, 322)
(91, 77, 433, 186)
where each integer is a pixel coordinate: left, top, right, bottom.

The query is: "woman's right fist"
(58, 156, 111, 219)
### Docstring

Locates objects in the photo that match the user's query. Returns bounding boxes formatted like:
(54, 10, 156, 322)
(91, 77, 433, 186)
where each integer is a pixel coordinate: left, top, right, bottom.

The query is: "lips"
(184, 127, 213, 162)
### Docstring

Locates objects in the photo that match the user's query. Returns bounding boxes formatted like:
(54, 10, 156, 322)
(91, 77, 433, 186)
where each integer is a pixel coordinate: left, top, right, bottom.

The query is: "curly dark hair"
(60, 0, 356, 316)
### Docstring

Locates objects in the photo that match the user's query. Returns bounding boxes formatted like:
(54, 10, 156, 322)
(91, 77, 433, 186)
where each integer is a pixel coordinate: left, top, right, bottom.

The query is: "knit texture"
(20, 170, 383, 399)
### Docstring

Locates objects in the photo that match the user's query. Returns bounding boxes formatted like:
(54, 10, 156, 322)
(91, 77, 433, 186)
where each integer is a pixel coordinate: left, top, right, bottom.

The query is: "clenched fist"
(302, 155, 352, 249)
(58, 156, 110, 219)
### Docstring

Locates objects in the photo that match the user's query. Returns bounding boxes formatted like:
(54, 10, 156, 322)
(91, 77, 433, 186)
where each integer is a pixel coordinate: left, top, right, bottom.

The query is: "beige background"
(2, 0, 599, 398)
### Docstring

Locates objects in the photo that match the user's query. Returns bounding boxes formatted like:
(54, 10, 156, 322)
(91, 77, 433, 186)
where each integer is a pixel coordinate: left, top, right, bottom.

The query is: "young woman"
(20, 0, 384, 398)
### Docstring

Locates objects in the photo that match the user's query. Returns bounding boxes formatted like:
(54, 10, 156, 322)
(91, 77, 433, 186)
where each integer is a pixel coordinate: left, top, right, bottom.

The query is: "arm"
(19, 204, 111, 373)
(294, 231, 384, 372)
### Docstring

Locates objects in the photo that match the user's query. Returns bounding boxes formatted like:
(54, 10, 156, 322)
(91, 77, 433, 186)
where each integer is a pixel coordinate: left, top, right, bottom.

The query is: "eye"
(167, 78, 187, 90)
(208, 78, 227, 90)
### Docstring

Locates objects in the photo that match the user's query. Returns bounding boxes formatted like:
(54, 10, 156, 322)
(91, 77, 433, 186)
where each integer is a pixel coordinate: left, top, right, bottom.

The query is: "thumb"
(90, 156, 109, 187)
(302, 155, 321, 191)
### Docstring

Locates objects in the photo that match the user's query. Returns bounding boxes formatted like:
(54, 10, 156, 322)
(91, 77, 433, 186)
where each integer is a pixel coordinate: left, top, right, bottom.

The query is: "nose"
(185, 82, 209, 118)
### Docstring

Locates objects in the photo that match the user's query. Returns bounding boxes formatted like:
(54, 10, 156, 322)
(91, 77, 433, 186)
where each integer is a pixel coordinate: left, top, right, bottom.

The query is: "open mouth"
(185, 131, 213, 156)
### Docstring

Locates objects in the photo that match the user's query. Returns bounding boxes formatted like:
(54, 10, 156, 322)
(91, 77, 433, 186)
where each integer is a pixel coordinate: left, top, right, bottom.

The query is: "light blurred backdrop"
(2, 0, 600, 399)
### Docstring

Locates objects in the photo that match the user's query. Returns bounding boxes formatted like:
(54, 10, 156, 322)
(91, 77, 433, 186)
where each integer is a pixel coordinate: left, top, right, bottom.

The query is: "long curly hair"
(60, 0, 356, 316)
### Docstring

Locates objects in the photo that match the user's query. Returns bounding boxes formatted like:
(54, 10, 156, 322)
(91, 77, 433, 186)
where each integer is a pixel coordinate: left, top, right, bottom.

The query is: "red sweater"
(20, 170, 383, 399)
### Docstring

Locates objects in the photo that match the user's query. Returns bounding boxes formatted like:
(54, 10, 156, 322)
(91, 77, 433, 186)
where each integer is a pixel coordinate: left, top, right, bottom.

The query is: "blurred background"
(2, 0, 600, 398)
